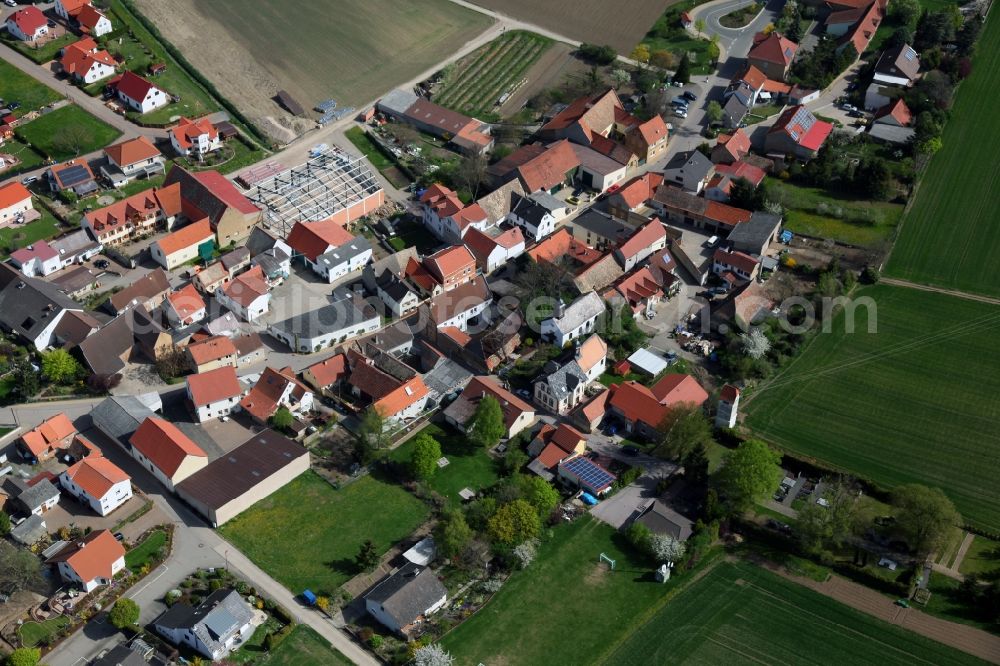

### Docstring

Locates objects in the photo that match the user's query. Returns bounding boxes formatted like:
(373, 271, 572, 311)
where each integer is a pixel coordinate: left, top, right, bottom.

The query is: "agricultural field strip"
(438, 34, 522, 105)
(455, 42, 544, 113)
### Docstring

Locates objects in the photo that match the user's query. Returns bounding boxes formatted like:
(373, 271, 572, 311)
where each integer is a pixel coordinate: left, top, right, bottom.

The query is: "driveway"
(591, 475, 663, 529)
(585, 432, 676, 478)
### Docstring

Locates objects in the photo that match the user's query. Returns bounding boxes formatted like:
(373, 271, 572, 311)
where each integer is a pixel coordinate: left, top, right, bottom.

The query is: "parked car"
(671, 96, 689, 107)
(2, 1, 16, 7)
(7, 101, 19, 110)
(841, 103, 858, 112)
(673, 109, 688, 118)
(20, 176, 37, 185)
(622, 445, 640, 456)
(682, 91, 698, 101)
(848, 110, 864, 118)
(113, 532, 124, 542)
(94, 259, 110, 269)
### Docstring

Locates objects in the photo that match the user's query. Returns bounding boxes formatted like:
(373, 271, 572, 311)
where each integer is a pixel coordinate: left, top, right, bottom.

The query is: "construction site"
(242, 147, 385, 236)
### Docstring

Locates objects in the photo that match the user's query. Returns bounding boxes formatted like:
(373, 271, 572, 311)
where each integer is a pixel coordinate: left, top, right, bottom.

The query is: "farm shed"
(276, 90, 305, 116)
(627, 348, 669, 376)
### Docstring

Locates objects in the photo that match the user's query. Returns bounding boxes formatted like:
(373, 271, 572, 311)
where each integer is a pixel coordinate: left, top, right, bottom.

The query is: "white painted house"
(186, 366, 242, 423)
(5, 7, 49, 41)
(541, 291, 606, 348)
(0, 182, 33, 226)
(128, 417, 208, 491)
(114, 71, 170, 114)
(507, 193, 557, 242)
(216, 266, 270, 322)
(46, 530, 126, 593)
(59, 456, 133, 517)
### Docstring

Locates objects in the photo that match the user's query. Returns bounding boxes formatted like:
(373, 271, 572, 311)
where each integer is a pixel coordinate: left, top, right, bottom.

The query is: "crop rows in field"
(434, 31, 550, 117)
(746, 284, 1000, 533)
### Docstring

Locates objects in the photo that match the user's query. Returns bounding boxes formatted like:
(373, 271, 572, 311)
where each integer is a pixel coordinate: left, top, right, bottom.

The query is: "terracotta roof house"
(873, 98, 912, 127)
(527, 227, 603, 272)
(6, 7, 49, 41)
(19, 413, 76, 463)
(186, 365, 242, 423)
(163, 166, 261, 246)
(169, 116, 222, 157)
(75, 3, 113, 37)
(239, 366, 314, 424)
(604, 266, 666, 315)
(151, 218, 214, 270)
(112, 71, 169, 114)
(443, 376, 536, 439)
(712, 247, 760, 282)
(302, 353, 349, 393)
(83, 185, 181, 245)
(59, 456, 132, 516)
(373, 375, 430, 423)
(747, 32, 798, 80)
(711, 129, 752, 165)
(571, 387, 610, 432)
(60, 38, 117, 85)
(129, 417, 208, 490)
(832, 1, 883, 55)
(287, 221, 372, 283)
(424, 245, 477, 292)
(488, 140, 581, 194)
(164, 283, 207, 327)
(48, 159, 97, 196)
(217, 265, 270, 322)
(527, 423, 588, 478)
(0, 181, 33, 227)
(46, 530, 126, 592)
(463, 225, 526, 273)
(106, 269, 168, 316)
(419, 183, 489, 243)
(606, 373, 708, 438)
(606, 172, 663, 220)
(55, 0, 90, 20)
(615, 218, 668, 271)
(650, 373, 710, 407)
(764, 105, 834, 160)
(651, 185, 753, 236)
(186, 334, 238, 373)
(705, 161, 768, 202)
(102, 136, 165, 185)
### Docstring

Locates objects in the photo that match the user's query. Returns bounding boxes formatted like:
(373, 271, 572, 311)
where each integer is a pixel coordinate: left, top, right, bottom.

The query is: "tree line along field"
(604, 561, 985, 665)
(745, 285, 1000, 533)
(466, 0, 665, 53)
(885, 12, 1000, 298)
(434, 31, 551, 119)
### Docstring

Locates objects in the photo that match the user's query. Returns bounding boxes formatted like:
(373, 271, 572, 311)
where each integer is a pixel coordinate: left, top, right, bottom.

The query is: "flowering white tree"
(512, 538, 539, 569)
(413, 643, 455, 666)
(649, 534, 686, 562)
(740, 327, 771, 359)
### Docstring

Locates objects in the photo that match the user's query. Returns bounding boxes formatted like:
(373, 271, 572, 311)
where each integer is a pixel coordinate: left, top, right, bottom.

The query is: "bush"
(577, 43, 617, 65)
(368, 634, 384, 649)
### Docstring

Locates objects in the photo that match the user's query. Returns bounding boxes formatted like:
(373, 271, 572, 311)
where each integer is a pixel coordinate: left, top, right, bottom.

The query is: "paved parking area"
(42, 493, 148, 534)
(590, 475, 662, 530)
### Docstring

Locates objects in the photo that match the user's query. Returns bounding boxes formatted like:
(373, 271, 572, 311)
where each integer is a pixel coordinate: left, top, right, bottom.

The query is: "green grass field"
(886, 13, 1000, 297)
(264, 626, 352, 666)
(0, 32, 77, 65)
(0, 209, 63, 258)
(603, 561, 984, 665)
(435, 31, 552, 119)
(219, 470, 429, 596)
(0, 61, 62, 117)
(768, 178, 903, 248)
(125, 530, 166, 572)
(18, 616, 70, 648)
(958, 536, 1000, 577)
(641, 2, 714, 75)
(390, 424, 501, 508)
(745, 285, 1000, 532)
(15, 105, 121, 161)
(442, 517, 716, 665)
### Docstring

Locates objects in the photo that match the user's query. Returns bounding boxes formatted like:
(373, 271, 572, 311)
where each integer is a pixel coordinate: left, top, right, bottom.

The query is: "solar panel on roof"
(904, 48, 915, 60)
(57, 164, 91, 188)
(563, 456, 615, 489)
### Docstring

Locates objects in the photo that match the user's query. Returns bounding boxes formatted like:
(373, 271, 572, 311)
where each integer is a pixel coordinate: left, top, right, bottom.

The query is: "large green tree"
(41, 348, 81, 385)
(109, 597, 140, 629)
(892, 484, 960, 557)
(674, 53, 691, 84)
(797, 481, 860, 555)
(467, 395, 505, 449)
(655, 404, 713, 460)
(0, 541, 42, 593)
(488, 499, 541, 545)
(409, 433, 443, 481)
(270, 406, 294, 431)
(7, 647, 40, 666)
(715, 439, 782, 514)
(356, 407, 389, 463)
(706, 100, 724, 124)
(517, 475, 560, 518)
(434, 511, 473, 559)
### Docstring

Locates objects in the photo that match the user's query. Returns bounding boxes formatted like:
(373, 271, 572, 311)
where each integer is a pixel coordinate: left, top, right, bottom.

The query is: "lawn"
(434, 31, 552, 120)
(345, 126, 410, 188)
(0, 32, 77, 65)
(0, 138, 44, 175)
(103, 0, 222, 125)
(886, 13, 1000, 297)
(0, 61, 62, 117)
(18, 616, 70, 648)
(603, 560, 984, 665)
(393, 216, 442, 255)
(768, 178, 904, 247)
(219, 470, 429, 596)
(15, 105, 121, 161)
(442, 517, 718, 666)
(640, 2, 715, 75)
(0, 209, 63, 258)
(958, 536, 1000, 577)
(263, 626, 353, 666)
(745, 284, 1000, 532)
(390, 424, 501, 507)
(125, 529, 167, 572)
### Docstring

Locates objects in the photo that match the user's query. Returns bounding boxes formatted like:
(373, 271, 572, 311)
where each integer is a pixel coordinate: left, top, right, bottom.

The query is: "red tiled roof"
(541, 89, 622, 133)
(347, 350, 403, 400)
(167, 283, 206, 323)
(516, 140, 580, 193)
(705, 200, 753, 227)
(617, 218, 666, 261)
(0, 182, 32, 209)
(634, 115, 668, 146)
(113, 71, 162, 105)
(105, 136, 161, 167)
(286, 220, 355, 262)
(21, 413, 76, 458)
(130, 417, 206, 477)
(85, 185, 177, 236)
(187, 334, 237, 365)
(550, 423, 585, 453)
(649, 373, 709, 407)
(59, 0, 89, 15)
(748, 32, 798, 66)
(60, 38, 115, 76)
(8, 7, 46, 35)
(576, 335, 607, 375)
(47, 530, 125, 584)
(536, 442, 572, 470)
(76, 4, 108, 31)
(875, 98, 912, 126)
(222, 265, 268, 307)
(239, 366, 309, 422)
(170, 116, 218, 150)
(373, 376, 429, 418)
(463, 376, 533, 429)
(189, 170, 259, 215)
(425, 245, 476, 281)
(611, 266, 663, 306)
(63, 456, 129, 500)
(156, 218, 213, 256)
(404, 256, 438, 292)
(714, 248, 759, 274)
(843, 1, 882, 55)
(305, 353, 348, 388)
(715, 161, 767, 187)
(528, 228, 602, 268)
(721, 384, 740, 403)
(762, 79, 793, 94)
(612, 172, 663, 210)
(607, 381, 668, 429)
(187, 365, 241, 407)
(734, 64, 768, 90)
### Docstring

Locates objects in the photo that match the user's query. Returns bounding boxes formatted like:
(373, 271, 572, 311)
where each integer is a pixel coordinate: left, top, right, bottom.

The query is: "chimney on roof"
(554, 299, 565, 318)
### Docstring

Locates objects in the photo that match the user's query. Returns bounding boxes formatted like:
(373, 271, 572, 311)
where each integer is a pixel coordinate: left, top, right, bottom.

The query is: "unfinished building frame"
(243, 147, 382, 236)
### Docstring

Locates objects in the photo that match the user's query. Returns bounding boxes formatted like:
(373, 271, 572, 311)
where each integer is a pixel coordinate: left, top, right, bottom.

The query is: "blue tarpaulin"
(301, 589, 317, 605)
(581, 492, 599, 505)
(780, 230, 793, 243)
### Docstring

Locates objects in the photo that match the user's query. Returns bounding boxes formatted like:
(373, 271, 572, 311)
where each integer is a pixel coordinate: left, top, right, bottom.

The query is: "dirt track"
(770, 565, 1000, 664)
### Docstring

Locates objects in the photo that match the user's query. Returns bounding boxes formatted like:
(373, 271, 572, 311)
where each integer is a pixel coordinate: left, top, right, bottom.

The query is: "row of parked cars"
(671, 90, 698, 119)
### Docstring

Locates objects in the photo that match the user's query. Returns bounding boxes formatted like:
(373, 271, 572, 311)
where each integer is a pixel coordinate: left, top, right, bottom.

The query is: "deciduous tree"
(434, 511, 473, 559)
(649, 49, 675, 70)
(270, 406, 294, 432)
(706, 100, 724, 124)
(51, 125, 94, 157)
(517, 475, 560, 517)
(0, 540, 42, 593)
(655, 404, 713, 460)
(797, 481, 860, 555)
(892, 484, 960, 557)
(694, 18, 706, 36)
(409, 433, 442, 481)
(715, 439, 782, 514)
(413, 643, 455, 666)
(7, 647, 40, 666)
(41, 348, 81, 385)
(109, 598, 140, 629)
(356, 407, 389, 463)
(630, 44, 650, 64)
(487, 499, 541, 545)
(610, 68, 631, 89)
(467, 395, 505, 449)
